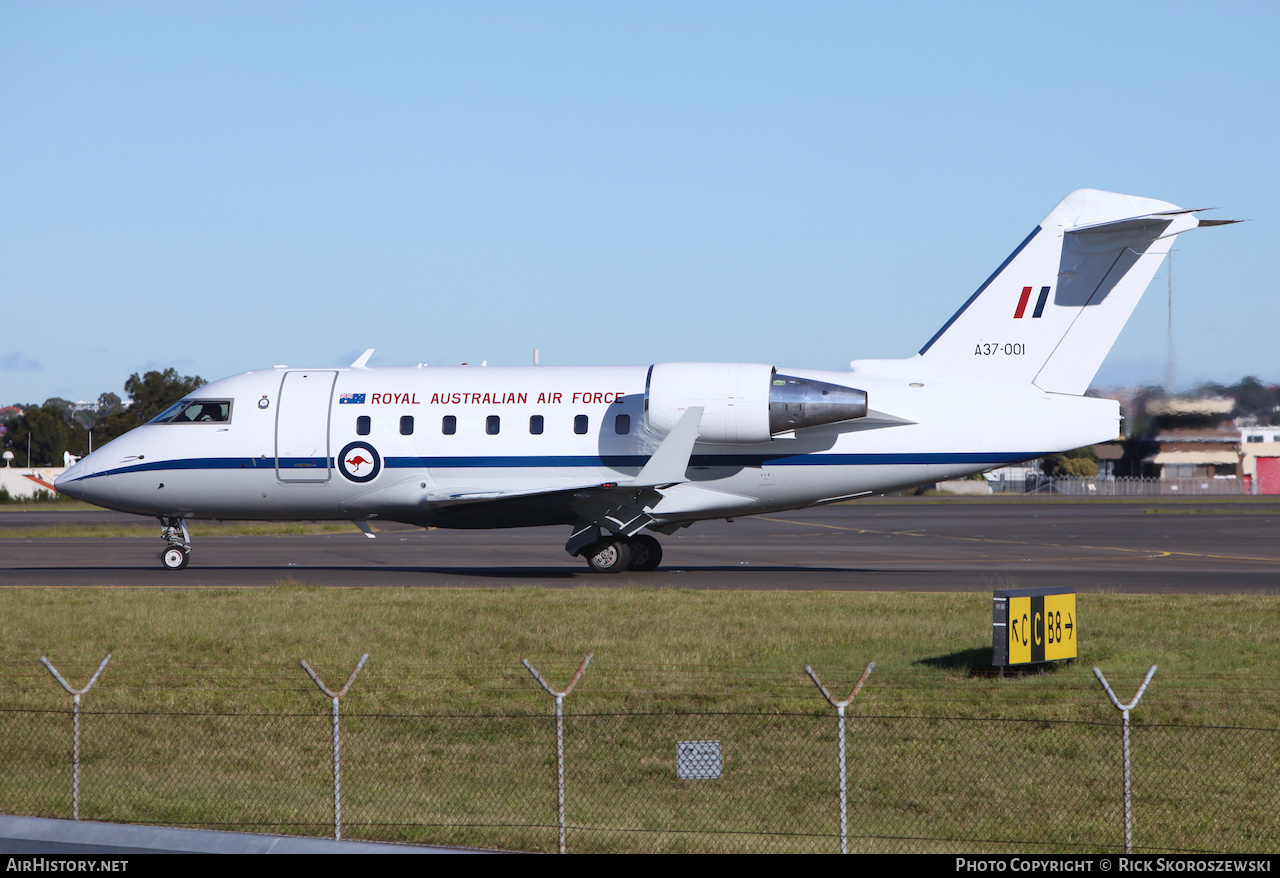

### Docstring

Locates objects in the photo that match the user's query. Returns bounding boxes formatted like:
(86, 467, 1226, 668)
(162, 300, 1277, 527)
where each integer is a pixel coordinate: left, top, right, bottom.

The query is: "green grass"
(2, 586, 1278, 852)
(0, 490, 86, 507)
(2, 587, 1278, 719)
(0, 498, 99, 511)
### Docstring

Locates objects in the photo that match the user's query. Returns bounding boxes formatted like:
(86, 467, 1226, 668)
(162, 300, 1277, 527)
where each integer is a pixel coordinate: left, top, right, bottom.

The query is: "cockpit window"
(149, 399, 233, 424)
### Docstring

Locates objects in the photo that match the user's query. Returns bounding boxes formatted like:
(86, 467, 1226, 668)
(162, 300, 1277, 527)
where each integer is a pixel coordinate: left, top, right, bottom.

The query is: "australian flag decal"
(339, 393, 366, 404)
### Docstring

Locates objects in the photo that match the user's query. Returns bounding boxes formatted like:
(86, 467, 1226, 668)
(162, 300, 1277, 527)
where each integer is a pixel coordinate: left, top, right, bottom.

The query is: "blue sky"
(2, 2, 1274, 405)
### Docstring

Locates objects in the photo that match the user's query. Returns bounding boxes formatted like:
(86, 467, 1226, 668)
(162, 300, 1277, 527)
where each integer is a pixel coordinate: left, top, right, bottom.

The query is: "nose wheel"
(159, 516, 191, 571)
(162, 545, 191, 570)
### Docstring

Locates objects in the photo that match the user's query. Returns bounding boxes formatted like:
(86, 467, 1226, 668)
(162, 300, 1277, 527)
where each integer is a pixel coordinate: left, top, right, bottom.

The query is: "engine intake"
(645, 362, 867, 445)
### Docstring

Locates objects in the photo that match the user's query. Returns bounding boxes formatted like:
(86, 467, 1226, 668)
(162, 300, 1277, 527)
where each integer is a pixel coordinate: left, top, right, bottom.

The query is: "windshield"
(148, 399, 233, 424)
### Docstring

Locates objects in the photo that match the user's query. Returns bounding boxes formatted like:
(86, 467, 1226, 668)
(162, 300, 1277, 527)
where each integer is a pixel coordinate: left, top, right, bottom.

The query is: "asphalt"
(0, 814, 491, 854)
(4, 498, 1280, 592)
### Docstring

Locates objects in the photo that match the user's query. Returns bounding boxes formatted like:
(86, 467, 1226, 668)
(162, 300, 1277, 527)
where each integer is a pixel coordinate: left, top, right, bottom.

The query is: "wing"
(425, 407, 708, 548)
(340, 407, 712, 538)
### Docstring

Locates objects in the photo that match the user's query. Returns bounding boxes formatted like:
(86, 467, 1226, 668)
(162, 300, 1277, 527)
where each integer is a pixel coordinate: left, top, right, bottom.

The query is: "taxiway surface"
(3, 499, 1279, 592)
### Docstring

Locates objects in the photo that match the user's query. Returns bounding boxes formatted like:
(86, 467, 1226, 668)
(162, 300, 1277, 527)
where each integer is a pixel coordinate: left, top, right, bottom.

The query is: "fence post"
(40, 654, 111, 820)
(1093, 664, 1157, 854)
(805, 661, 874, 854)
(300, 653, 369, 841)
(522, 653, 592, 854)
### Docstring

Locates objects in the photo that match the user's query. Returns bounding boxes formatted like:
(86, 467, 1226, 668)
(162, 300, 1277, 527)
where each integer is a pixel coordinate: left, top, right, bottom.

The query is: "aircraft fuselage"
(61, 362, 1117, 528)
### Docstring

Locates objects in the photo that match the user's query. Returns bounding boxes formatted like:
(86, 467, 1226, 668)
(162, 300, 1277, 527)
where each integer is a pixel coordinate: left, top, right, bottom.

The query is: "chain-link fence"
(2, 704, 1277, 853)
(990, 475, 1245, 496)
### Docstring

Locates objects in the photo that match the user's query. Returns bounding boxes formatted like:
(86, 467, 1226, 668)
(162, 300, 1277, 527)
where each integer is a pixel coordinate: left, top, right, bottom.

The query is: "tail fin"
(916, 189, 1203, 395)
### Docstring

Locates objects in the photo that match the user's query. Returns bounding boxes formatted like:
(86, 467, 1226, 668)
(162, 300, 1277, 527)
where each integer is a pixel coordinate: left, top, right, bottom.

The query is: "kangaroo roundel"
(338, 441, 381, 483)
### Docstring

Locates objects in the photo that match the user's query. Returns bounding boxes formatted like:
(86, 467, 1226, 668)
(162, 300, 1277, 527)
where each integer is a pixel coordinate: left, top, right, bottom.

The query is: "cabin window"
(487, 416, 501, 435)
(529, 415, 544, 435)
(356, 416, 371, 436)
(148, 399, 233, 424)
(400, 416, 414, 435)
(574, 415, 589, 435)
(442, 415, 456, 435)
(614, 414, 630, 435)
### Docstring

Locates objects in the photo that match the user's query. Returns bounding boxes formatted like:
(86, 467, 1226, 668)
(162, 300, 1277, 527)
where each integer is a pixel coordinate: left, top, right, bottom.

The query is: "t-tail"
(911, 189, 1234, 395)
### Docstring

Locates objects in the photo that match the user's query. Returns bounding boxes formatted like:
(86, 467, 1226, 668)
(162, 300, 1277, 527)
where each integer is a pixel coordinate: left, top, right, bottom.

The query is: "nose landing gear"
(159, 516, 191, 571)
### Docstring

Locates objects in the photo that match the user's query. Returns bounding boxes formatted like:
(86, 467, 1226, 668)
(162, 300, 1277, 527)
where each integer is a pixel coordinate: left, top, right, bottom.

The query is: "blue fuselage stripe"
(71, 451, 1047, 481)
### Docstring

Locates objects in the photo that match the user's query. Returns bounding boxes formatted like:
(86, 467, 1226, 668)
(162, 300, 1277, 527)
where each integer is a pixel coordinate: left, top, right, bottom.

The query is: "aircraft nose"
(54, 456, 116, 507)
(57, 459, 85, 486)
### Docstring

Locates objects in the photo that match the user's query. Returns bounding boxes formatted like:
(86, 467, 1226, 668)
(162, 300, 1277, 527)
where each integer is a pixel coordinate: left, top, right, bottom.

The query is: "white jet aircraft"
(56, 189, 1234, 573)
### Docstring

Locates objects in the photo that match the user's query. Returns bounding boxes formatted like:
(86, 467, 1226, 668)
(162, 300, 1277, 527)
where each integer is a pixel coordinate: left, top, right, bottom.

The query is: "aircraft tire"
(626, 535, 663, 571)
(584, 538, 630, 574)
(161, 546, 190, 571)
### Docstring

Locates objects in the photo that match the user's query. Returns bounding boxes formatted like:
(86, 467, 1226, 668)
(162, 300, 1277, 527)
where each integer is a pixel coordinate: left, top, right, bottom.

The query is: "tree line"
(1, 369, 204, 467)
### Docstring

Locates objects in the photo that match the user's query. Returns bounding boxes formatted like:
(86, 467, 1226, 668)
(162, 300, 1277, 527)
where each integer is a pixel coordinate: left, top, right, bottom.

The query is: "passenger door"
(275, 371, 337, 482)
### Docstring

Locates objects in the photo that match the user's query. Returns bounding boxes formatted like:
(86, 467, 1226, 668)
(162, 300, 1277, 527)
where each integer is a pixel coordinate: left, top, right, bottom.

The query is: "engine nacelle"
(645, 362, 868, 444)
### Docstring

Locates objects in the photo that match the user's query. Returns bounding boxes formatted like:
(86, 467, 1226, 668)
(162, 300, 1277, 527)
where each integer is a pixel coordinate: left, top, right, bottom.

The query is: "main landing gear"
(159, 516, 191, 571)
(581, 534, 664, 574)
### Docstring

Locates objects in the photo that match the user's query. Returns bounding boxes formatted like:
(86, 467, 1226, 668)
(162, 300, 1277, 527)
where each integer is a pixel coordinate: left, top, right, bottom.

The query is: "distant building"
(1140, 397, 1239, 479)
(1240, 427, 1280, 494)
(0, 466, 63, 499)
(1094, 442, 1124, 478)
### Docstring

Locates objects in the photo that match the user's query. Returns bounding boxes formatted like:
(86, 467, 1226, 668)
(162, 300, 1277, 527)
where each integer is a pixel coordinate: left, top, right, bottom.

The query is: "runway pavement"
(3, 499, 1280, 592)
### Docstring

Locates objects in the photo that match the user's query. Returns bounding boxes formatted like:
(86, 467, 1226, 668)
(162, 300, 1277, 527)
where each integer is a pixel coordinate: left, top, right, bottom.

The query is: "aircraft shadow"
(3, 563, 926, 579)
(226, 564, 895, 578)
(916, 647, 996, 673)
(917, 647, 1074, 677)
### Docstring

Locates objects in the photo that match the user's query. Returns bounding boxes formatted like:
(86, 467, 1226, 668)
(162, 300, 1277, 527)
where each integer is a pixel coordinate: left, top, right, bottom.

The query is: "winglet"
(351, 349, 375, 369)
(630, 406, 704, 487)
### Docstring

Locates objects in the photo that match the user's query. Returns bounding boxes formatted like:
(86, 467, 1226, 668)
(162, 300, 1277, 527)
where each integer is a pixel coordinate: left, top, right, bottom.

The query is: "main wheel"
(584, 538, 631, 574)
(627, 535, 663, 571)
(161, 546, 190, 571)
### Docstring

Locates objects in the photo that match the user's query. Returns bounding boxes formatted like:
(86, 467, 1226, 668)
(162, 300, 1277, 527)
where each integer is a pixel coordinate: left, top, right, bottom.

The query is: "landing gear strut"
(159, 516, 191, 571)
